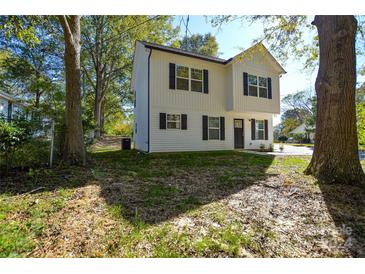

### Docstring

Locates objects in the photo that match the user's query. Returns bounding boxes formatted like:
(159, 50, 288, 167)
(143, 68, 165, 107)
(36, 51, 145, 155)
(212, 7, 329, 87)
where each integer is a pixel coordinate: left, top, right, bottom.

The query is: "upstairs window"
(191, 68, 203, 92)
(208, 117, 220, 140)
(255, 120, 265, 140)
(176, 65, 189, 91)
(248, 74, 269, 98)
(258, 77, 268, 98)
(167, 114, 181, 129)
(248, 74, 258, 96)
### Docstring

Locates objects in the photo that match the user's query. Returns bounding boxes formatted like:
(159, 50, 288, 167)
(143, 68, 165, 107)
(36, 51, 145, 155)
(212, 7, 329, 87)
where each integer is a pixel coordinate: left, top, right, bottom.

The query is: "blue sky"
(172, 16, 365, 125)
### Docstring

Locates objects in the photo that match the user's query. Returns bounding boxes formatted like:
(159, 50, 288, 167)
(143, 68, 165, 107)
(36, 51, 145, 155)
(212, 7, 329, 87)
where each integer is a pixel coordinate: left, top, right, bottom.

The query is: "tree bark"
(304, 15, 364, 183)
(59, 15, 86, 165)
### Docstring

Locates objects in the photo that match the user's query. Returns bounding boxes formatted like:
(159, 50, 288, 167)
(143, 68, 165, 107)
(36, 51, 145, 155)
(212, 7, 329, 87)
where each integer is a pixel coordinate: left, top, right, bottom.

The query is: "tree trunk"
(94, 69, 102, 139)
(93, 17, 103, 139)
(304, 15, 364, 183)
(59, 15, 86, 165)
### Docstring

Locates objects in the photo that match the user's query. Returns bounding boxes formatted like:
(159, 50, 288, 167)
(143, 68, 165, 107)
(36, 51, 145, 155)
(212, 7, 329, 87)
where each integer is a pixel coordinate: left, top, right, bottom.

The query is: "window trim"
(248, 74, 269, 99)
(166, 113, 181, 130)
(255, 119, 265, 140)
(208, 116, 220, 140)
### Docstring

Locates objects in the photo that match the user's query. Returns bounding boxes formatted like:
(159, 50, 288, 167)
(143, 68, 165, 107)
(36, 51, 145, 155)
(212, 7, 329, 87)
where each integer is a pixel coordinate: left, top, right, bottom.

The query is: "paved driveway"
(271, 144, 313, 156)
(245, 144, 365, 160)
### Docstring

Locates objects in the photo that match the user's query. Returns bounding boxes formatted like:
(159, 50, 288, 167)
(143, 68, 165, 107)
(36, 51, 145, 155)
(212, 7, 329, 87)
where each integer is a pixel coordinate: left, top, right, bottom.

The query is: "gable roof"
(137, 40, 286, 74)
(227, 43, 286, 74)
(139, 40, 229, 64)
(289, 123, 315, 134)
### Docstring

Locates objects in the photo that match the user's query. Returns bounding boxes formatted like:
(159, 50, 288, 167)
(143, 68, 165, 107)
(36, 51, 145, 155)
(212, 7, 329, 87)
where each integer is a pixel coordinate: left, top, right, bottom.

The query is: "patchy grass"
(0, 188, 73, 257)
(1, 147, 364, 258)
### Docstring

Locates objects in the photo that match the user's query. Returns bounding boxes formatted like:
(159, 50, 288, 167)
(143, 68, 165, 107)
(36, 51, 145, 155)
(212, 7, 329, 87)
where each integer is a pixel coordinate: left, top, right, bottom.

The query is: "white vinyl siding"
(231, 49, 281, 114)
(150, 108, 273, 152)
(132, 42, 150, 151)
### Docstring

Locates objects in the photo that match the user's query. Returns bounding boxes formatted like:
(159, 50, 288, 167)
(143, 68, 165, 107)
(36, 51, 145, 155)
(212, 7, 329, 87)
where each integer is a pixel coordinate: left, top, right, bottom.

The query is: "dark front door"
(234, 119, 244, 149)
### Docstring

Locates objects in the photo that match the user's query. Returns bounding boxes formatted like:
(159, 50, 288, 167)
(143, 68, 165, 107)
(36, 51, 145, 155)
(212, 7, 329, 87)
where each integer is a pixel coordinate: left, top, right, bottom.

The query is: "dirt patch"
(31, 183, 118, 257)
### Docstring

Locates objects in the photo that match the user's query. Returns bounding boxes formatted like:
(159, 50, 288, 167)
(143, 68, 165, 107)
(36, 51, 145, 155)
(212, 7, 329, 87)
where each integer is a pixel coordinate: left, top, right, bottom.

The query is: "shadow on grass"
(95, 150, 275, 225)
(0, 165, 94, 195)
(0, 149, 275, 226)
(318, 181, 365, 257)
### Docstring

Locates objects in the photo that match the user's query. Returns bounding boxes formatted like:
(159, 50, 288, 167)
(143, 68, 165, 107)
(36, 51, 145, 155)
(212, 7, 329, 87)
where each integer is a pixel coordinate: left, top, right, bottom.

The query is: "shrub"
(278, 135, 288, 142)
(291, 133, 306, 143)
(11, 139, 50, 169)
(0, 121, 27, 170)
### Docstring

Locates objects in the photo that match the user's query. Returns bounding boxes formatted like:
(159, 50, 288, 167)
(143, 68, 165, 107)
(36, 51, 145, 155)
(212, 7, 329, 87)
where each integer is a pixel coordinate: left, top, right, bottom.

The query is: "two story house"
(132, 40, 285, 152)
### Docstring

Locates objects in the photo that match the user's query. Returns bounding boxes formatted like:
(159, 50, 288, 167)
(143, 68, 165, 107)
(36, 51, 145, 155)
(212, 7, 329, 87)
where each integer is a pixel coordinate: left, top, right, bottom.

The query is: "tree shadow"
(318, 181, 365, 257)
(97, 150, 276, 225)
(0, 149, 276, 227)
(0, 165, 94, 195)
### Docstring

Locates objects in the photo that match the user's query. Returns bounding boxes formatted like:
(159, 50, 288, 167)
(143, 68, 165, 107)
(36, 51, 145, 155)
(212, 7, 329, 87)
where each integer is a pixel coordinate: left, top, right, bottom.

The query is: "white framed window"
(190, 68, 203, 92)
(248, 74, 258, 96)
(167, 114, 181, 129)
(255, 120, 265, 140)
(176, 65, 189, 91)
(248, 74, 268, 98)
(258, 77, 268, 98)
(208, 116, 220, 140)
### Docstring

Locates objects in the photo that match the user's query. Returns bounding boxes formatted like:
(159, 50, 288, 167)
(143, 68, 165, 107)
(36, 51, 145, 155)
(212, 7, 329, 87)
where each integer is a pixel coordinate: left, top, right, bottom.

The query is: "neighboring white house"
(0, 90, 18, 122)
(289, 123, 315, 143)
(0, 91, 29, 122)
(131, 40, 286, 152)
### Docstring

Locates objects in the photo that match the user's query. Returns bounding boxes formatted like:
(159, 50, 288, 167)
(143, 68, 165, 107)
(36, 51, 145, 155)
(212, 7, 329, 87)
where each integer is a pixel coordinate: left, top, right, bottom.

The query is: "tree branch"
(58, 16, 73, 45)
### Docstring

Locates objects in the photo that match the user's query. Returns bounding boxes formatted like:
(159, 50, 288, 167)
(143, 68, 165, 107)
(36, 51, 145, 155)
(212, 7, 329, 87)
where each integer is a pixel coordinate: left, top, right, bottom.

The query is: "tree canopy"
(180, 33, 219, 57)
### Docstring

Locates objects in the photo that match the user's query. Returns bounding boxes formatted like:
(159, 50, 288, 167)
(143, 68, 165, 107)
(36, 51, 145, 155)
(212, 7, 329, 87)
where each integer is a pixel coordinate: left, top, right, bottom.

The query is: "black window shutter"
(251, 119, 256, 140)
(159, 113, 166, 129)
(220, 117, 225, 140)
(243, 72, 248, 96)
(264, 119, 269, 140)
(268, 77, 272, 99)
(169, 63, 176, 89)
(202, 115, 208, 140)
(203, 69, 209, 94)
(181, 114, 187, 130)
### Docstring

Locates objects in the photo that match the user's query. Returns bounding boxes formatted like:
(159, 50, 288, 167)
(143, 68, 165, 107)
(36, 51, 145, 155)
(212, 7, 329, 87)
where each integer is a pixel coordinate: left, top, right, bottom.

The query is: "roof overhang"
(0, 91, 17, 102)
(137, 40, 286, 75)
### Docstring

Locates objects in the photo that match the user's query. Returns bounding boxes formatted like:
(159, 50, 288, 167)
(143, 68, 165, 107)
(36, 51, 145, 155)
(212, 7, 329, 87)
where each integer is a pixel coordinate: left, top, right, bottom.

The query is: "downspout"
(147, 48, 152, 152)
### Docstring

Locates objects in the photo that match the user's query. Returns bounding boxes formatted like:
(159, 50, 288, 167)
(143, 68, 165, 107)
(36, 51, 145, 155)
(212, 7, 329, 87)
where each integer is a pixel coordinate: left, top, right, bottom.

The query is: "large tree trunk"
(304, 15, 364, 183)
(59, 15, 86, 165)
(93, 16, 103, 139)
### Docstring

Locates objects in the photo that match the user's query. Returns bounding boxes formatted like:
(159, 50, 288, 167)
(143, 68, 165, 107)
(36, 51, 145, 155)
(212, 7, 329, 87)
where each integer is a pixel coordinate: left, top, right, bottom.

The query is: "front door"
(234, 119, 244, 149)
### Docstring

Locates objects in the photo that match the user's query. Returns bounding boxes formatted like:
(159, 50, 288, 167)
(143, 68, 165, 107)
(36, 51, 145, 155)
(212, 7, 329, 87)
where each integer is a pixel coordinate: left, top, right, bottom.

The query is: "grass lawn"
(1, 147, 364, 257)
